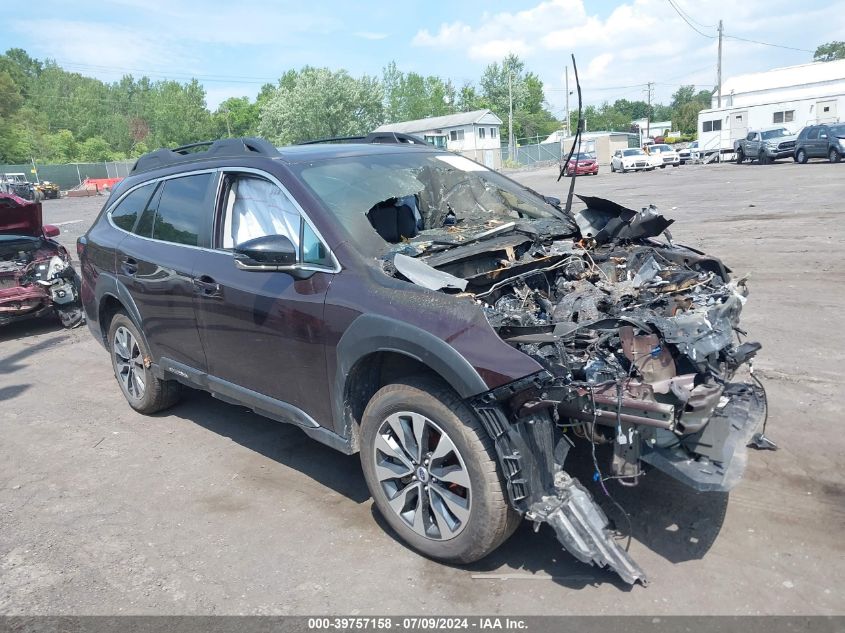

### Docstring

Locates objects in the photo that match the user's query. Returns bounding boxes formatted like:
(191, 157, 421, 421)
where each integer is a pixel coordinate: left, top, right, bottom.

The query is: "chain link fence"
(500, 141, 562, 167)
(0, 160, 135, 191)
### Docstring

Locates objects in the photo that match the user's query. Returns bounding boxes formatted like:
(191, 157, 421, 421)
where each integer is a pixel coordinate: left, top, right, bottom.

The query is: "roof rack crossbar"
(296, 132, 430, 146)
(130, 137, 281, 175)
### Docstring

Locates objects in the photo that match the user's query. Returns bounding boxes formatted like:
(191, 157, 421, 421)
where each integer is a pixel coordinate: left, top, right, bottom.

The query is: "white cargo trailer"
(697, 59, 845, 159)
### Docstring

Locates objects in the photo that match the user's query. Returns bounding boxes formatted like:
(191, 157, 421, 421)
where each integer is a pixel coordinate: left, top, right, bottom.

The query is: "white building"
(632, 118, 675, 140)
(697, 59, 845, 154)
(374, 109, 503, 169)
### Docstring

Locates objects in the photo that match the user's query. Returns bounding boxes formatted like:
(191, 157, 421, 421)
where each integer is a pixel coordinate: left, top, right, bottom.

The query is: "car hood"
(766, 134, 797, 142)
(0, 194, 43, 237)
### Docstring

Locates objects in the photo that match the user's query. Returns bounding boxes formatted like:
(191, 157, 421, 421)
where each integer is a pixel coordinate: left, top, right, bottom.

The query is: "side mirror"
(43, 224, 60, 238)
(234, 235, 296, 271)
(234, 234, 297, 267)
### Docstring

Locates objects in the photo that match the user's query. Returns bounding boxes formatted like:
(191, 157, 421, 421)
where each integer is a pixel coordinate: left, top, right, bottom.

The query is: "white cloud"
(11, 19, 190, 76)
(354, 31, 388, 40)
(413, 0, 845, 113)
(584, 53, 613, 81)
(469, 39, 531, 61)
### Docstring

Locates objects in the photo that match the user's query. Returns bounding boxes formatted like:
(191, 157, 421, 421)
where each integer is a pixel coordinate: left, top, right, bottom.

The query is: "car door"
(115, 171, 215, 371)
(805, 127, 820, 157)
(816, 126, 830, 157)
(191, 169, 336, 429)
(745, 132, 759, 156)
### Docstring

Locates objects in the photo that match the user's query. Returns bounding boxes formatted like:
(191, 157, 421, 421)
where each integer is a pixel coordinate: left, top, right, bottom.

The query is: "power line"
(666, 0, 715, 38)
(722, 34, 814, 54)
(670, 0, 715, 29)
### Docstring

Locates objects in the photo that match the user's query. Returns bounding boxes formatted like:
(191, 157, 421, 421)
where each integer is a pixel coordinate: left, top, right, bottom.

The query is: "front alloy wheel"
(830, 148, 841, 163)
(360, 377, 518, 563)
(373, 411, 471, 540)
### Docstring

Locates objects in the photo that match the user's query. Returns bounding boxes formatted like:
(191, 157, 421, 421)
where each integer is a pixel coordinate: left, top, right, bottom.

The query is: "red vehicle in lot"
(0, 193, 83, 328)
(561, 152, 599, 176)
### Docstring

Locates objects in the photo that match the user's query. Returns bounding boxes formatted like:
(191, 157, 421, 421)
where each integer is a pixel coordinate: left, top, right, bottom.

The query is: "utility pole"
(645, 81, 654, 143)
(717, 19, 723, 108)
(508, 71, 515, 162)
(564, 65, 570, 137)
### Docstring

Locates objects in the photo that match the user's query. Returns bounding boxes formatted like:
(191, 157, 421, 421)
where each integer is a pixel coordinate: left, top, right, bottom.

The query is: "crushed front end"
(390, 195, 768, 585)
(0, 194, 84, 329)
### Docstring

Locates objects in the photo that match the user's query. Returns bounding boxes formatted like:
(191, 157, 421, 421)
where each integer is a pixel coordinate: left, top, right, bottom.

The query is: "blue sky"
(7, 0, 845, 116)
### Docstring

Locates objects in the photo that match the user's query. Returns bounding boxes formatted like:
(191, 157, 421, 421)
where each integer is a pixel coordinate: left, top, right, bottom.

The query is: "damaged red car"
(0, 193, 83, 328)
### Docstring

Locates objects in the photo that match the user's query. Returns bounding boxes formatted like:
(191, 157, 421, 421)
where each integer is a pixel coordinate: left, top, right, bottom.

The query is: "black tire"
(660, 164, 666, 169)
(610, 163, 616, 173)
(795, 148, 808, 164)
(736, 149, 744, 164)
(829, 147, 841, 164)
(758, 151, 769, 165)
(360, 376, 518, 564)
(107, 311, 181, 414)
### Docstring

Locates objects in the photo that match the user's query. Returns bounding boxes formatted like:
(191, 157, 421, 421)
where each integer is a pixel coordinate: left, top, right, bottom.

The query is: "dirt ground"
(1, 161, 843, 615)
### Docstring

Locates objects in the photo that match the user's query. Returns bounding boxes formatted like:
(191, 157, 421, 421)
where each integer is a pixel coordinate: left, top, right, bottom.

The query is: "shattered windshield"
(294, 151, 575, 257)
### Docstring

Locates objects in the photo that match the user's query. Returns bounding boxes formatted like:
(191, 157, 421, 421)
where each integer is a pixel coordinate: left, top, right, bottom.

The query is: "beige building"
(374, 109, 503, 169)
(561, 132, 638, 165)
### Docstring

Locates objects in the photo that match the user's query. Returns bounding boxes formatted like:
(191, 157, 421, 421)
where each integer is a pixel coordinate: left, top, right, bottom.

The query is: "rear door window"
(148, 173, 214, 247)
(110, 183, 155, 232)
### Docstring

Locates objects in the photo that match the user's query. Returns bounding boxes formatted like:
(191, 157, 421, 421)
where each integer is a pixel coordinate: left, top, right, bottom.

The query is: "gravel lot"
(1, 161, 843, 615)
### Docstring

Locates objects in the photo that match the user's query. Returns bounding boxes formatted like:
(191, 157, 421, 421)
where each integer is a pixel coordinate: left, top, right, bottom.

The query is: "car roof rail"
(130, 137, 281, 174)
(296, 132, 430, 146)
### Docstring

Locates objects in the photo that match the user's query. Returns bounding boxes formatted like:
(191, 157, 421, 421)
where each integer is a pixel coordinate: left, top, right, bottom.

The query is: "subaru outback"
(78, 137, 769, 585)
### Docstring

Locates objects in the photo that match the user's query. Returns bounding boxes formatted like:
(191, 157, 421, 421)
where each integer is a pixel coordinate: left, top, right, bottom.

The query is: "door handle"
(193, 275, 222, 298)
(121, 257, 138, 276)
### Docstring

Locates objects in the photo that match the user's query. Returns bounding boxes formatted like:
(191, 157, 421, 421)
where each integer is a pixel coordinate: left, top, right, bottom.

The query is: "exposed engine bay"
(298, 137, 770, 585)
(0, 220, 84, 328)
(379, 191, 768, 585)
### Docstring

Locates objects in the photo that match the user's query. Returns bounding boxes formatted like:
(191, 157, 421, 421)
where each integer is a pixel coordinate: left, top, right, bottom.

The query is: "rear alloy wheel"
(360, 377, 518, 563)
(829, 147, 841, 163)
(108, 312, 181, 414)
(796, 149, 808, 164)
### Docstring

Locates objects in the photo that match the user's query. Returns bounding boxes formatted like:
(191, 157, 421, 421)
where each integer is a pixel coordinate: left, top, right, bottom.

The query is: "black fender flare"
(93, 273, 152, 352)
(332, 313, 490, 439)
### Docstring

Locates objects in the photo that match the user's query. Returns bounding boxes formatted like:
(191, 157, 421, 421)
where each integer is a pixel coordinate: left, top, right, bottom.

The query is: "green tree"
(669, 84, 712, 134)
(78, 136, 116, 162)
(42, 129, 78, 163)
(814, 41, 845, 61)
(479, 54, 559, 142)
(213, 97, 259, 138)
(381, 61, 456, 123)
(258, 67, 383, 145)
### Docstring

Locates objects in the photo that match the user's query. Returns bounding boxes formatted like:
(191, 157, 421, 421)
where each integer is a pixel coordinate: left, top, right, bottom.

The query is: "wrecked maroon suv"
(79, 138, 768, 586)
(1, 193, 83, 328)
